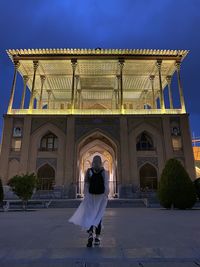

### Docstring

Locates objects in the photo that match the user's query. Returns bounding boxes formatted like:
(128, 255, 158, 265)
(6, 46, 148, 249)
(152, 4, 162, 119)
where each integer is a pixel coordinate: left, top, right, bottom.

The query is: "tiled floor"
(0, 207, 200, 266)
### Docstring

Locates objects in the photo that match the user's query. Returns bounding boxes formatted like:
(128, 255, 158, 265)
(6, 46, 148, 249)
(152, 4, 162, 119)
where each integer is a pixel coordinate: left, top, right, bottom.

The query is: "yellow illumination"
(8, 108, 185, 115)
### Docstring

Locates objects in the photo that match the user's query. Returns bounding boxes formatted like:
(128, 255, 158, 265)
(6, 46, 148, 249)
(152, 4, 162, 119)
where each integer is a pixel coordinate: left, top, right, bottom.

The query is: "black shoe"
(87, 234, 93, 247)
(94, 237, 100, 246)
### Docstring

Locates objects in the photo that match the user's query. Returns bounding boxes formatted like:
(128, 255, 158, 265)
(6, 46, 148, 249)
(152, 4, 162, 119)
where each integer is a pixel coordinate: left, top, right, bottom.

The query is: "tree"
(8, 173, 38, 210)
(158, 158, 196, 209)
(0, 178, 4, 207)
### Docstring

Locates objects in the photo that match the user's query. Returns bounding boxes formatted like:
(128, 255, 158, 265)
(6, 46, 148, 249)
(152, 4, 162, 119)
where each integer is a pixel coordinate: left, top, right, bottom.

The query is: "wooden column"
(77, 89, 81, 109)
(7, 60, 20, 113)
(119, 59, 124, 113)
(47, 90, 52, 108)
(149, 75, 155, 108)
(166, 75, 174, 109)
(29, 60, 39, 110)
(175, 61, 186, 112)
(71, 59, 77, 111)
(39, 75, 46, 109)
(20, 75, 29, 109)
(75, 75, 79, 108)
(156, 60, 165, 111)
(114, 89, 118, 109)
(143, 90, 148, 108)
(116, 75, 120, 109)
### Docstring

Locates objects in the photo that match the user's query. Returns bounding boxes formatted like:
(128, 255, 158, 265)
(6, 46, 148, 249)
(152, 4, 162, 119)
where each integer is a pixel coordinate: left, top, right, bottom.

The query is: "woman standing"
(69, 155, 109, 247)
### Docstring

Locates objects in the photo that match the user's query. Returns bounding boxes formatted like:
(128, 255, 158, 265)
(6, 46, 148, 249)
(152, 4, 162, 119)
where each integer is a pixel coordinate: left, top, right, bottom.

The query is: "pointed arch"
(40, 131, 58, 151)
(136, 131, 154, 151)
(131, 121, 161, 139)
(75, 129, 119, 198)
(29, 122, 66, 183)
(139, 162, 158, 191)
(77, 128, 118, 152)
(31, 122, 65, 143)
(30, 122, 66, 154)
(37, 163, 55, 190)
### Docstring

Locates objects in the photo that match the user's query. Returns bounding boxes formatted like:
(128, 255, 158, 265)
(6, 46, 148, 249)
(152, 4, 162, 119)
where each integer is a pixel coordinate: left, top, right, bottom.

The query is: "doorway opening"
(77, 132, 118, 198)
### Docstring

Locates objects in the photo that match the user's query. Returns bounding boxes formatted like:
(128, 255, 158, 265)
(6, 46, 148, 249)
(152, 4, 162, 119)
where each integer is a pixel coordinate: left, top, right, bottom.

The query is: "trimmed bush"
(193, 177, 200, 200)
(0, 178, 4, 207)
(8, 173, 37, 210)
(158, 158, 196, 209)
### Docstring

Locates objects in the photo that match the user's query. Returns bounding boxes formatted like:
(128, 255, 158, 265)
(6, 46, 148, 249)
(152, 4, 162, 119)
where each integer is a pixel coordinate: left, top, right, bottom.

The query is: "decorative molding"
(75, 117, 120, 142)
(7, 48, 188, 58)
(128, 117, 162, 134)
(36, 158, 57, 170)
(137, 157, 158, 168)
(31, 117, 67, 134)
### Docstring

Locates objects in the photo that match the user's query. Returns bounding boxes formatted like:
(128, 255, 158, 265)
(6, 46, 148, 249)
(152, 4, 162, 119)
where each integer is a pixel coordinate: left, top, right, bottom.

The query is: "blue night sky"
(0, 0, 200, 140)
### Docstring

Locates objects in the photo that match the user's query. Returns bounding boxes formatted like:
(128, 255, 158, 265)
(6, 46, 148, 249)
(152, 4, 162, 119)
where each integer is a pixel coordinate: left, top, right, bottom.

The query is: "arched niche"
(76, 130, 118, 198)
(139, 163, 158, 191)
(37, 163, 55, 190)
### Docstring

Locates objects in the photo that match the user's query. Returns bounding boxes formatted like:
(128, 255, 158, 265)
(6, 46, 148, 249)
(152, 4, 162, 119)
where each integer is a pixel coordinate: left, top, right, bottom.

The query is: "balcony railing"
(8, 108, 184, 115)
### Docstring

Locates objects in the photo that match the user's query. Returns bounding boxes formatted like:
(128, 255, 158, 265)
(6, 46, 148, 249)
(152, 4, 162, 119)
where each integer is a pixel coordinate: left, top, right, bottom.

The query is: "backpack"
(88, 168, 105, 194)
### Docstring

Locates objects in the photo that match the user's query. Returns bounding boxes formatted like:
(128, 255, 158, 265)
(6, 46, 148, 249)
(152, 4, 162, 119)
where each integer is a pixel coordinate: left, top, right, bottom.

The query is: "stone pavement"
(0, 207, 200, 266)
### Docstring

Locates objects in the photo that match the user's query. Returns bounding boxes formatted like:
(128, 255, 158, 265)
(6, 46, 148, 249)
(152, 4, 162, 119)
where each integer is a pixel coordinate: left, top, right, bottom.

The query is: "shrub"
(8, 173, 38, 210)
(0, 178, 4, 207)
(157, 158, 196, 209)
(193, 177, 200, 200)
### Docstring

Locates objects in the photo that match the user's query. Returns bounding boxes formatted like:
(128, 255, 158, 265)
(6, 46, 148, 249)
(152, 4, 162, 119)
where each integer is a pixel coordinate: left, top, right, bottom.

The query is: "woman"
(69, 155, 109, 247)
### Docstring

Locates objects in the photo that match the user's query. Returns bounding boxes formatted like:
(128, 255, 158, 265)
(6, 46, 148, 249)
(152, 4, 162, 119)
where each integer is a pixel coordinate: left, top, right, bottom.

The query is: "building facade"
(0, 48, 196, 198)
(192, 137, 200, 177)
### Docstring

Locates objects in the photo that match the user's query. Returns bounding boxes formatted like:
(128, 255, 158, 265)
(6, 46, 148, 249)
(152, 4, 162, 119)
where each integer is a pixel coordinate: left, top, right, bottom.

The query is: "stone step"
(49, 199, 147, 208)
(3, 198, 147, 209)
(107, 199, 146, 208)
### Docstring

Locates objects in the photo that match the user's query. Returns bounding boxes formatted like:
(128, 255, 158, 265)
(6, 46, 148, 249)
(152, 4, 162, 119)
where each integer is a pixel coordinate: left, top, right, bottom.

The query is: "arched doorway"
(37, 163, 55, 190)
(76, 132, 118, 198)
(139, 163, 158, 191)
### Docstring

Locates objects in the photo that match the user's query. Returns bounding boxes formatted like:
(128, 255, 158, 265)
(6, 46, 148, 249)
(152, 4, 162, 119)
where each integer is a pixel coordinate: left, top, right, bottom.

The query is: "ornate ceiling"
(7, 48, 188, 102)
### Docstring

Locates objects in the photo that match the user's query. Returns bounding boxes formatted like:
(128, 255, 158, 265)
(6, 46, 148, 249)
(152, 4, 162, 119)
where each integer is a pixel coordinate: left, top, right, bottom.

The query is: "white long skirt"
(68, 193, 108, 230)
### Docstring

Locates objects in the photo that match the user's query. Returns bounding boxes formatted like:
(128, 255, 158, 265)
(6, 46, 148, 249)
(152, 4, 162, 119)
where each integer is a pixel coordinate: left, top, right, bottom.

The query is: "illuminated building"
(192, 137, 200, 177)
(0, 48, 196, 198)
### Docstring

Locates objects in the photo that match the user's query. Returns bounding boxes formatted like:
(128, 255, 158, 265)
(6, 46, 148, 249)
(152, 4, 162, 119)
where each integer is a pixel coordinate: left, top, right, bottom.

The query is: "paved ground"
(0, 207, 200, 266)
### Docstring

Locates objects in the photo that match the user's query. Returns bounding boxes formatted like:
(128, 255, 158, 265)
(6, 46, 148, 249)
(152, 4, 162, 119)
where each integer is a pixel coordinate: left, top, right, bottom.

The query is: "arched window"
(37, 163, 55, 190)
(136, 132, 154, 151)
(140, 163, 157, 191)
(40, 132, 58, 151)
